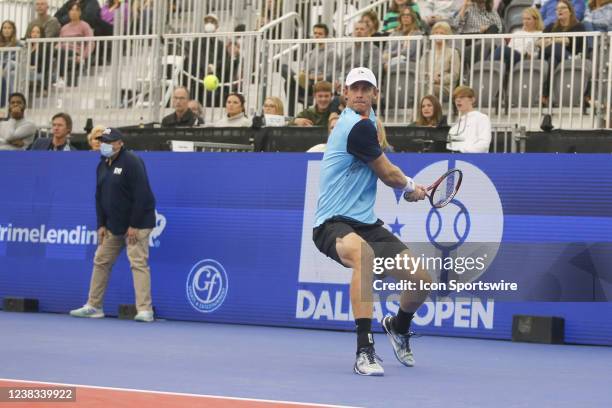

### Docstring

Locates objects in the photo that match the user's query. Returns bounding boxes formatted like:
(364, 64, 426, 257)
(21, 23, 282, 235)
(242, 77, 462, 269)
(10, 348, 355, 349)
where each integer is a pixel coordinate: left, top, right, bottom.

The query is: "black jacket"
(161, 109, 200, 127)
(96, 147, 156, 235)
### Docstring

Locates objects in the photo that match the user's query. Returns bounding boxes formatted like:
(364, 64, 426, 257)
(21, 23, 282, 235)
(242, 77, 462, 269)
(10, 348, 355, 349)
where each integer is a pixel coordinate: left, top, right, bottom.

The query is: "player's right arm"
(368, 155, 427, 201)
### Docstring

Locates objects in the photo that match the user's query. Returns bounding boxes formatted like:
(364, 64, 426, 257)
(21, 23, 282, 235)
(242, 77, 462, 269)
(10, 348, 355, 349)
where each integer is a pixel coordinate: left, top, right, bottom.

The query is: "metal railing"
(17, 35, 159, 129)
(3, 30, 612, 132)
(265, 31, 604, 130)
(169, 140, 254, 152)
(341, 0, 389, 37)
(0, 0, 65, 38)
(164, 31, 262, 125)
(0, 46, 22, 108)
(0, 0, 368, 38)
(491, 124, 527, 153)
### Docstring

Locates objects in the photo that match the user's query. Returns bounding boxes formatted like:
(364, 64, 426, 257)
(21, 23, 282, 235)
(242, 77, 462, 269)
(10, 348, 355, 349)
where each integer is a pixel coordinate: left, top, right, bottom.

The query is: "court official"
(70, 128, 157, 322)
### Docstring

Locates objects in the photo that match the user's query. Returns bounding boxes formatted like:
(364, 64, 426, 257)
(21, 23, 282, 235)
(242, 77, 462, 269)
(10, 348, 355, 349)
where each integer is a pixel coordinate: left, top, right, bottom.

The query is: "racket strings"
(432, 173, 458, 207)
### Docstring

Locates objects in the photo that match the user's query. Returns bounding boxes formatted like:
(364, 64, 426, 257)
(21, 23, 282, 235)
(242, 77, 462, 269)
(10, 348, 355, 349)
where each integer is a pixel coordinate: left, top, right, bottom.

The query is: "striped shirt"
(450, 4, 503, 34)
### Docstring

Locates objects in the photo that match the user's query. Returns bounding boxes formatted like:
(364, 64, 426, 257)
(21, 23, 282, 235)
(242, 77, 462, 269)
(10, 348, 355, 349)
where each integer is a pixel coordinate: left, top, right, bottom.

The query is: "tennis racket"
(404, 168, 463, 208)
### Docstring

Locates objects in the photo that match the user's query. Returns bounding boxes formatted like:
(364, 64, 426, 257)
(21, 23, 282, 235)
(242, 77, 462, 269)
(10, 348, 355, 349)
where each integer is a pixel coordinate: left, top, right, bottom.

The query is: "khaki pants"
(87, 228, 153, 312)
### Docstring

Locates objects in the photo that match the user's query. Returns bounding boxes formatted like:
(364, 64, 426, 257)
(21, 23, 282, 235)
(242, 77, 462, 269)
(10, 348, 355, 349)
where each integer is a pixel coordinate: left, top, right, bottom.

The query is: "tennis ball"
(203, 74, 219, 91)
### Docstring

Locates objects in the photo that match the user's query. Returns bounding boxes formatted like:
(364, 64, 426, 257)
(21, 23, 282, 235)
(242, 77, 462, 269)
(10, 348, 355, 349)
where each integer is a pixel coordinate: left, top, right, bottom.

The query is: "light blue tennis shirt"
(314, 107, 383, 227)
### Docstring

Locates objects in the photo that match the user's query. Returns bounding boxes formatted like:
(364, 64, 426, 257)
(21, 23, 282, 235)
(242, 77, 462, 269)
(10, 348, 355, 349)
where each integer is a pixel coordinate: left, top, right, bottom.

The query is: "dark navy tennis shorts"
(312, 216, 409, 267)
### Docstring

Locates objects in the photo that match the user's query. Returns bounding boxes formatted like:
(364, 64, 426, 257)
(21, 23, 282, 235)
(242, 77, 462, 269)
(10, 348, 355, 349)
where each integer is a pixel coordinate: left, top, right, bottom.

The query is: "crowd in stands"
(3, 0, 612, 152)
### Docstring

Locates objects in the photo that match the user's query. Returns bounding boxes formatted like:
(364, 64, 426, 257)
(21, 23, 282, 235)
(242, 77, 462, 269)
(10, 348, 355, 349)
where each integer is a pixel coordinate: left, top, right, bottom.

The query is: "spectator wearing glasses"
(263, 96, 285, 116)
(385, 8, 424, 67)
(537, 0, 585, 27)
(539, 0, 586, 103)
(161, 87, 200, 127)
(382, 0, 422, 33)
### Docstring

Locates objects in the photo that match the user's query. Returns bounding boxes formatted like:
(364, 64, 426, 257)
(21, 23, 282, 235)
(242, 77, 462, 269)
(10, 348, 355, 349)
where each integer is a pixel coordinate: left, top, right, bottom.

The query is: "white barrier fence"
(2, 31, 612, 131)
(17, 35, 160, 129)
(0, 0, 64, 38)
(0, 0, 381, 39)
(267, 31, 605, 130)
(164, 31, 263, 125)
(0, 47, 22, 109)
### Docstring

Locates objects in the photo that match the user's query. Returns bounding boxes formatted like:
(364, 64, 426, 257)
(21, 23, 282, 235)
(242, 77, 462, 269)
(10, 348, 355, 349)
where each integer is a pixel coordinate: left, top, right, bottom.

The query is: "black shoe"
(382, 315, 415, 367)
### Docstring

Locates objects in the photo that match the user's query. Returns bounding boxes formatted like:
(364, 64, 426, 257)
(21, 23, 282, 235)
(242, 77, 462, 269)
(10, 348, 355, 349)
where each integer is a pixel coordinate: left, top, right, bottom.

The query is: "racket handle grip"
(404, 191, 430, 201)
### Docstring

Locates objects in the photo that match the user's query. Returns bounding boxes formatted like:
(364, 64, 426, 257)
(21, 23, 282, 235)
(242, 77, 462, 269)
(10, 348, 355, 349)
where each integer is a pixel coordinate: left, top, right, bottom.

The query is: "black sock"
(394, 309, 414, 334)
(355, 318, 373, 350)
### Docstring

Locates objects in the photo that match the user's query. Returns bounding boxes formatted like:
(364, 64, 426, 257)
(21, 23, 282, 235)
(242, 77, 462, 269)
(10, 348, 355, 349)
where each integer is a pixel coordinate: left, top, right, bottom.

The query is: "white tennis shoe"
(354, 346, 384, 376)
(69, 304, 104, 318)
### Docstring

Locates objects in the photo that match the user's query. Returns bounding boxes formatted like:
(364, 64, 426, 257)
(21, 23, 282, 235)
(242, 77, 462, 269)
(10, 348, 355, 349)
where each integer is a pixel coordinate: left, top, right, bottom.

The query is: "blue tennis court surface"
(0, 311, 610, 408)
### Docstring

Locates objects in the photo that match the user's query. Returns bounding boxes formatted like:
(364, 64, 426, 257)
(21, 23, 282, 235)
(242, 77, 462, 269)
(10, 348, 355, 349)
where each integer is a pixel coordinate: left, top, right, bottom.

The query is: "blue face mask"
(100, 143, 114, 158)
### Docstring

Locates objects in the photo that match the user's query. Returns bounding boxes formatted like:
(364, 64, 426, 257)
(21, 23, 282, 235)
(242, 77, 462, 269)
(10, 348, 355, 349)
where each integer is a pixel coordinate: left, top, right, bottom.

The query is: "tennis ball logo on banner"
(376, 159, 504, 285)
(186, 259, 229, 313)
(298, 159, 503, 285)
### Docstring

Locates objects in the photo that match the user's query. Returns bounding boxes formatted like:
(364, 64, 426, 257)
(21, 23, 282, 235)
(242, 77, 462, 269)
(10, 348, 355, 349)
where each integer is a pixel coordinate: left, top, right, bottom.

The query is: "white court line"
(0, 378, 360, 408)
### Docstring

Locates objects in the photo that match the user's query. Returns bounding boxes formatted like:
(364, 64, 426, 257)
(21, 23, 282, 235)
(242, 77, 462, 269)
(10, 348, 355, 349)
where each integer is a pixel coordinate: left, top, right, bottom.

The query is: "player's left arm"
(347, 119, 426, 198)
(368, 154, 411, 189)
(368, 155, 427, 201)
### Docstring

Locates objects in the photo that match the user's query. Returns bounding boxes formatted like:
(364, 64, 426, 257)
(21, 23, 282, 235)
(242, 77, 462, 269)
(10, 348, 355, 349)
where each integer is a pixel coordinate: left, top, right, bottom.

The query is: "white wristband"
(402, 176, 415, 193)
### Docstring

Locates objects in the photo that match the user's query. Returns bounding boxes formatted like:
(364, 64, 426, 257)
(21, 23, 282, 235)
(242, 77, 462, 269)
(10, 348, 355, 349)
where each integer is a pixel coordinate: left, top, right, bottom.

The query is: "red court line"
(0, 379, 354, 408)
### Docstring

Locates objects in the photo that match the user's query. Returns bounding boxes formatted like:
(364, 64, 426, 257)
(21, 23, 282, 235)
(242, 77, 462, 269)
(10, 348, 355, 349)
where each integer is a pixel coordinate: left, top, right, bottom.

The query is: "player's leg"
(336, 232, 384, 376)
(313, 222, 383, 376)
(70, 230, 124, 318)
(335, 232, 375, 343)
(359, 225, 431, 366)
(381, 247, 431, 366)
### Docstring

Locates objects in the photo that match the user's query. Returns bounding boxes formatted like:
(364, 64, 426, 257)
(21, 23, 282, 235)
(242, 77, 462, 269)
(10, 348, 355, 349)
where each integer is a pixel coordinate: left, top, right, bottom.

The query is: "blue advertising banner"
(0, 152, 610, 345)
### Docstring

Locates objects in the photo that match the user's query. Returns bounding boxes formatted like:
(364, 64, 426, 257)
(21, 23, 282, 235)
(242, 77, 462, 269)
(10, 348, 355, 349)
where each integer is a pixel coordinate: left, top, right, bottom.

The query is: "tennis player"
(312, 67, 431, 376)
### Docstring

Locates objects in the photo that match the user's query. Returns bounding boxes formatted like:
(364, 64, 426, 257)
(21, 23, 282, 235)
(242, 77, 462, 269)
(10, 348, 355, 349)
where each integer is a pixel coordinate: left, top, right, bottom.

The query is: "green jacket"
(293, 107, 331, 127)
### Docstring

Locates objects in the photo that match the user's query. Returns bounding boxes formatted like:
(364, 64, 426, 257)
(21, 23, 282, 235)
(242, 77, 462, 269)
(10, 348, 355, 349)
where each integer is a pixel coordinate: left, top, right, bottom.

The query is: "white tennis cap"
(345, 67, 377, 88)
